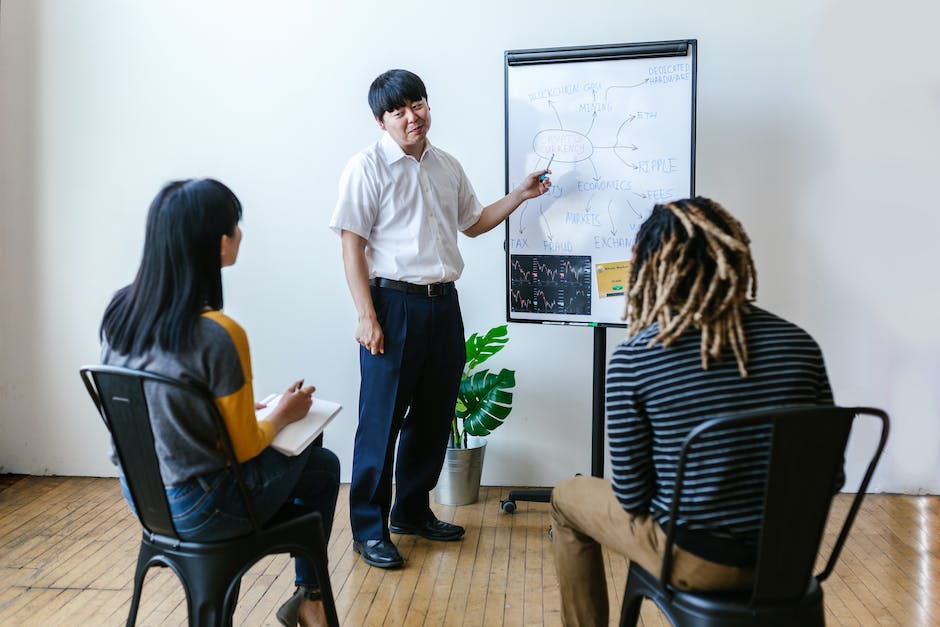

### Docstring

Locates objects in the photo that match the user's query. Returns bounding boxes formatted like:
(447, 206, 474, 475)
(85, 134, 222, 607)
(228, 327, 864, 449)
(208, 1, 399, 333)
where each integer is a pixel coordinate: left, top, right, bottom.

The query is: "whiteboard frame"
(503, 40, 697, 328)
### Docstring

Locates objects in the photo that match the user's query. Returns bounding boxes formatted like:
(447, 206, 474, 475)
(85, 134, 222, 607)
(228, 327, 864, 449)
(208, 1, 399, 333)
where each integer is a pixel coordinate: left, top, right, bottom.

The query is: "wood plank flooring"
(0, 476, 937, 626)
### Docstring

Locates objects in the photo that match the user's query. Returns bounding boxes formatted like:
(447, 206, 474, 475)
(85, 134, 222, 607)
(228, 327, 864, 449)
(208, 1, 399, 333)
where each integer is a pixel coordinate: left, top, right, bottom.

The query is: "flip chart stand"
(498, 38, 697, 512)
(500, 326, 606, 513)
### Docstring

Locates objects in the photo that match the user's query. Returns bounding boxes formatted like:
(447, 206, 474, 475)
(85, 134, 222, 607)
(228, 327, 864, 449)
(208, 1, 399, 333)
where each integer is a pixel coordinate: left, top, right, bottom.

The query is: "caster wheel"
(501, 499, 517, 514)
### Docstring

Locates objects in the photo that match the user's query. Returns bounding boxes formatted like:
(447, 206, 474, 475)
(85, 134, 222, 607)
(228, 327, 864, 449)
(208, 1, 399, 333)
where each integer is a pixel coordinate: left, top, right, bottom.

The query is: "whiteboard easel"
(504, 40, 697, 328)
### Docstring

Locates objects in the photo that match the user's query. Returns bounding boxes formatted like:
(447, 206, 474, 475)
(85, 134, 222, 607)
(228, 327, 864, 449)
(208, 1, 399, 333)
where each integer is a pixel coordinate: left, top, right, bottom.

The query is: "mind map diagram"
(506, 57, 693, 323)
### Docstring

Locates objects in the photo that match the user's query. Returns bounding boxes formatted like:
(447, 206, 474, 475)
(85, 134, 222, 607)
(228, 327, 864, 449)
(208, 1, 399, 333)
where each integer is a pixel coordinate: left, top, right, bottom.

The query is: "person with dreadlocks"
(549, 197, 835, 626)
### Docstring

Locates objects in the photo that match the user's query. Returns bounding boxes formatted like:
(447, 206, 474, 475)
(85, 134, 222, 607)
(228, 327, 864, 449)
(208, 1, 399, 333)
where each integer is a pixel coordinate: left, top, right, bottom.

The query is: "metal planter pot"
(434, 436, 487, 506)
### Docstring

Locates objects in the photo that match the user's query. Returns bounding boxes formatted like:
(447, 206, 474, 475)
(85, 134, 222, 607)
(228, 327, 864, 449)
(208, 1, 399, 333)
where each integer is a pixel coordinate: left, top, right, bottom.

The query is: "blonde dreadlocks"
(625, 197, 757, 377)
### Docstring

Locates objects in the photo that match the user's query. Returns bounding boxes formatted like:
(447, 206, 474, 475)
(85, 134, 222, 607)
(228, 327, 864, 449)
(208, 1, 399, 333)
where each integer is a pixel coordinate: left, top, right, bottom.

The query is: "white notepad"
(257, 394, 342, 456)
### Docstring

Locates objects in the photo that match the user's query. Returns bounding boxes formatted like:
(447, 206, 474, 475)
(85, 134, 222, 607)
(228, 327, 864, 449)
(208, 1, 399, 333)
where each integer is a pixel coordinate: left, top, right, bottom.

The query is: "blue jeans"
(123, 445, 339, 589)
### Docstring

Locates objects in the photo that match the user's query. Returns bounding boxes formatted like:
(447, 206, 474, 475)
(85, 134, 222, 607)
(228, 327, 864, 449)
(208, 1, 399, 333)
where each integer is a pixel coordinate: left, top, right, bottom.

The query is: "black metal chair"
(80, 365, 339, 627)
(620, 405, 889, 627)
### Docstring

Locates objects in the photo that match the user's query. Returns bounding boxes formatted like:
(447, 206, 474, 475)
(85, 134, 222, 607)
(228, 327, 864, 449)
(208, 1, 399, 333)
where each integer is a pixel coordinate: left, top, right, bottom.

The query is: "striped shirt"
(606, 306, 833, 564)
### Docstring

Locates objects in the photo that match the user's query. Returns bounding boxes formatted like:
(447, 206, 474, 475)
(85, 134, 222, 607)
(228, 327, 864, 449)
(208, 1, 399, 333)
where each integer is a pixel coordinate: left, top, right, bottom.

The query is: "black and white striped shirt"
(606, 306, 832, 562)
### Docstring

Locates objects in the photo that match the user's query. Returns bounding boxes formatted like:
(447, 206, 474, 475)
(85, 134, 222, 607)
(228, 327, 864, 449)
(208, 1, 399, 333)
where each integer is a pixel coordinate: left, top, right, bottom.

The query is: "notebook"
(256, 394, 342, 456)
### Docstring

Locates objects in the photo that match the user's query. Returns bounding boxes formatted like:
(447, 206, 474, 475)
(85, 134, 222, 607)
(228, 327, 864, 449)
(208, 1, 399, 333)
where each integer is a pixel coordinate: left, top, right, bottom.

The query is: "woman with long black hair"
(100, 178, 337, 627)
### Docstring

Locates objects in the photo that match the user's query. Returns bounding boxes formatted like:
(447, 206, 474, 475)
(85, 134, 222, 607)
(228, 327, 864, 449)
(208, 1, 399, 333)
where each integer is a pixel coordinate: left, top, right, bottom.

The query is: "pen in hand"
(539, 153, 555, 182)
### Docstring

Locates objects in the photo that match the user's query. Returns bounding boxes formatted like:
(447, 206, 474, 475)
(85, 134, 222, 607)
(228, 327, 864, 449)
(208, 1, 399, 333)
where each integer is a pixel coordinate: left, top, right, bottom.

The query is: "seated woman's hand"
(268, 379, 316, 430)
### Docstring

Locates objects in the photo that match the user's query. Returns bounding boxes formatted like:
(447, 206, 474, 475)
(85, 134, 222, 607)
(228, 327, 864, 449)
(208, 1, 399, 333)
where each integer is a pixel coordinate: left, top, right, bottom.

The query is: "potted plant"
(434, 324, 516, 506)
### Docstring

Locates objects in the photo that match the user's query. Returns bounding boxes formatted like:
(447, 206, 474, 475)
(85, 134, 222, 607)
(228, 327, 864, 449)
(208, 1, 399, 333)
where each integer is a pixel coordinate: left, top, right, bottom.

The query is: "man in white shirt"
(330, 69, 550, 568)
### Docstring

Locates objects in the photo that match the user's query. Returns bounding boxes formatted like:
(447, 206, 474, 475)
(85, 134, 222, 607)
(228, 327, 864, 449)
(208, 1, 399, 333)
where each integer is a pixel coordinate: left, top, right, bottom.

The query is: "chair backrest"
(660, 405, 889, 606)
(80, 365, 261, 539)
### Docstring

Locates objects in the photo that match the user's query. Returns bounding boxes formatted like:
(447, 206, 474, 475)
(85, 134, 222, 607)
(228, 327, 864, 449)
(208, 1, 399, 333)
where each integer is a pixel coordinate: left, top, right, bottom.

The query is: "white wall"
(1, 0, 937, 492)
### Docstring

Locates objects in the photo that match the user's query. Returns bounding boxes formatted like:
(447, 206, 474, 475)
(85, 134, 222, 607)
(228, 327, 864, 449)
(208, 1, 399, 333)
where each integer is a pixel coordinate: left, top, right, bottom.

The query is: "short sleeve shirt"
(329, 133, 484, 284)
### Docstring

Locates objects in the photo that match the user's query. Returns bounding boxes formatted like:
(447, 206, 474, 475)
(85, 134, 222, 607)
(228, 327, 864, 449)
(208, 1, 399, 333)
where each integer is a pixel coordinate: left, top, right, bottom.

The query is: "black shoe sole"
(389, 523, 465, 542)
(353, 543, 404, 569)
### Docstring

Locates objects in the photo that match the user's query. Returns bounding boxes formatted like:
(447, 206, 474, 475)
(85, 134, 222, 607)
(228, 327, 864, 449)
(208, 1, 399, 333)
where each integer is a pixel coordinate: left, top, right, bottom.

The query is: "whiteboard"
(504, 41, 697, 327)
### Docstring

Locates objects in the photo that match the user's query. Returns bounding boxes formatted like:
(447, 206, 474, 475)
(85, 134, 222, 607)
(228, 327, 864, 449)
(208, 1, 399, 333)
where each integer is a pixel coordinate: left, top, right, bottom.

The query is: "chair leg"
(184, 585, 228, 627)
(620, 565, 660, 627)
(225, 579, 241, 627)
(177, 565, 233, 627)
(312, 557, 339, 627)
(620, 589, 644, 627)
(125, 574, 144, 627)
(126, 545, 155, 627)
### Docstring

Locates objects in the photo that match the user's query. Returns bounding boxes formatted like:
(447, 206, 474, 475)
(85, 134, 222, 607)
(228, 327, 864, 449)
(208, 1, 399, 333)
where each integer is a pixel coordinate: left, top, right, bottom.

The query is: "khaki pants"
(550, 476, 754, 627)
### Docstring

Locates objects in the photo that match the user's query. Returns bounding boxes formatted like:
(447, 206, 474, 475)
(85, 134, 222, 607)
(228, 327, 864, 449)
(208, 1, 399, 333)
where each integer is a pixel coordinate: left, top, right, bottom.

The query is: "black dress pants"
(349, 284, 465, 541)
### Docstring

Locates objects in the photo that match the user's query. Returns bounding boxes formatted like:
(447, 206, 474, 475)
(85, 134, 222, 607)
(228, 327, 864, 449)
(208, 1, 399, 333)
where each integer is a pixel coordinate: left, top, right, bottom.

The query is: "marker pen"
(539, 153, 555, 182)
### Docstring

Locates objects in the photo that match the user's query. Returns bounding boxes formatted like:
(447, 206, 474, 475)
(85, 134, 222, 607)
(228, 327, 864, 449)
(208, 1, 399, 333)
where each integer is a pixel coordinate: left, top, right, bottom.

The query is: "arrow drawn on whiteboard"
(548, 100, 563, 129)
(595, 116, 639, 155)
(616, 115, 636, 143)
(625, 197, 643, 220)
(608, 200, 618, 236)
(595, 142, 639, 151)
(604, 79, 649, 103)
(518, 203, 528, 234)
(613, 154, 640, 170)
(584, 90, 598, 136)
(589, 158, 600, 182)
(585, 192, 597, 213)
(584, 111, 597, 136)
(631, 191, 648, 199)
(539, 204, 554, 241)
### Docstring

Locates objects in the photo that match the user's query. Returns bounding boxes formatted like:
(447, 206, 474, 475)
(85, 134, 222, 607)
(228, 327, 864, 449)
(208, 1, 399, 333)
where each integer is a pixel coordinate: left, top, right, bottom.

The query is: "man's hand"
(464, 170, 552, 238)
(341, 230, 384, 355)
(516, 168, 552, 201)
(356, 314, 385, 355)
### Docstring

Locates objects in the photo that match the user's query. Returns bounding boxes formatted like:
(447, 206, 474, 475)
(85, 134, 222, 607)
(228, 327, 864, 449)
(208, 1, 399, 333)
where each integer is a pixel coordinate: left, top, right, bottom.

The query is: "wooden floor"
(0, 477, 937, 626)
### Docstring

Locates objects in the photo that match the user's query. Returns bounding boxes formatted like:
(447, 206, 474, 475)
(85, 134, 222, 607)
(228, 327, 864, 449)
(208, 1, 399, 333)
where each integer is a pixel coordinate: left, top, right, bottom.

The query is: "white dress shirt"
(330, 133, 484, 284)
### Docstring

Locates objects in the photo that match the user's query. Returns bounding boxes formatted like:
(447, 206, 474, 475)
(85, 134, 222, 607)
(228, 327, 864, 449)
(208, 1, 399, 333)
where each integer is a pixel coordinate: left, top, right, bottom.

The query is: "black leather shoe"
(389, 518, 465, 541)
(353, 538, 404, 569)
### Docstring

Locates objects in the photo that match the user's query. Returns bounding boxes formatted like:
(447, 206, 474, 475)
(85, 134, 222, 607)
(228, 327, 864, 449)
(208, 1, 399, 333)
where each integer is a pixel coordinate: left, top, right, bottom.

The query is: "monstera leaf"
(450, 325, 518, 448)
(457, 368, 516, 438)
(463, 324, 509, 373)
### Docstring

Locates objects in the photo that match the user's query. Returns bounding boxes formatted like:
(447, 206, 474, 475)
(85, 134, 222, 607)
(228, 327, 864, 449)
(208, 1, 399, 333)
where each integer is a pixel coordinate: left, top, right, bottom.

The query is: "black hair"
(368, 69, 428, 119)
(100, 178, 242, 355)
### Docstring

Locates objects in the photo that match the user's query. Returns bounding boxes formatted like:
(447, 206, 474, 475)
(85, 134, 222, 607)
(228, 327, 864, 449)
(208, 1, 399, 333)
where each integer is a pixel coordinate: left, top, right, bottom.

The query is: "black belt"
(370, 277, 455, 298)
